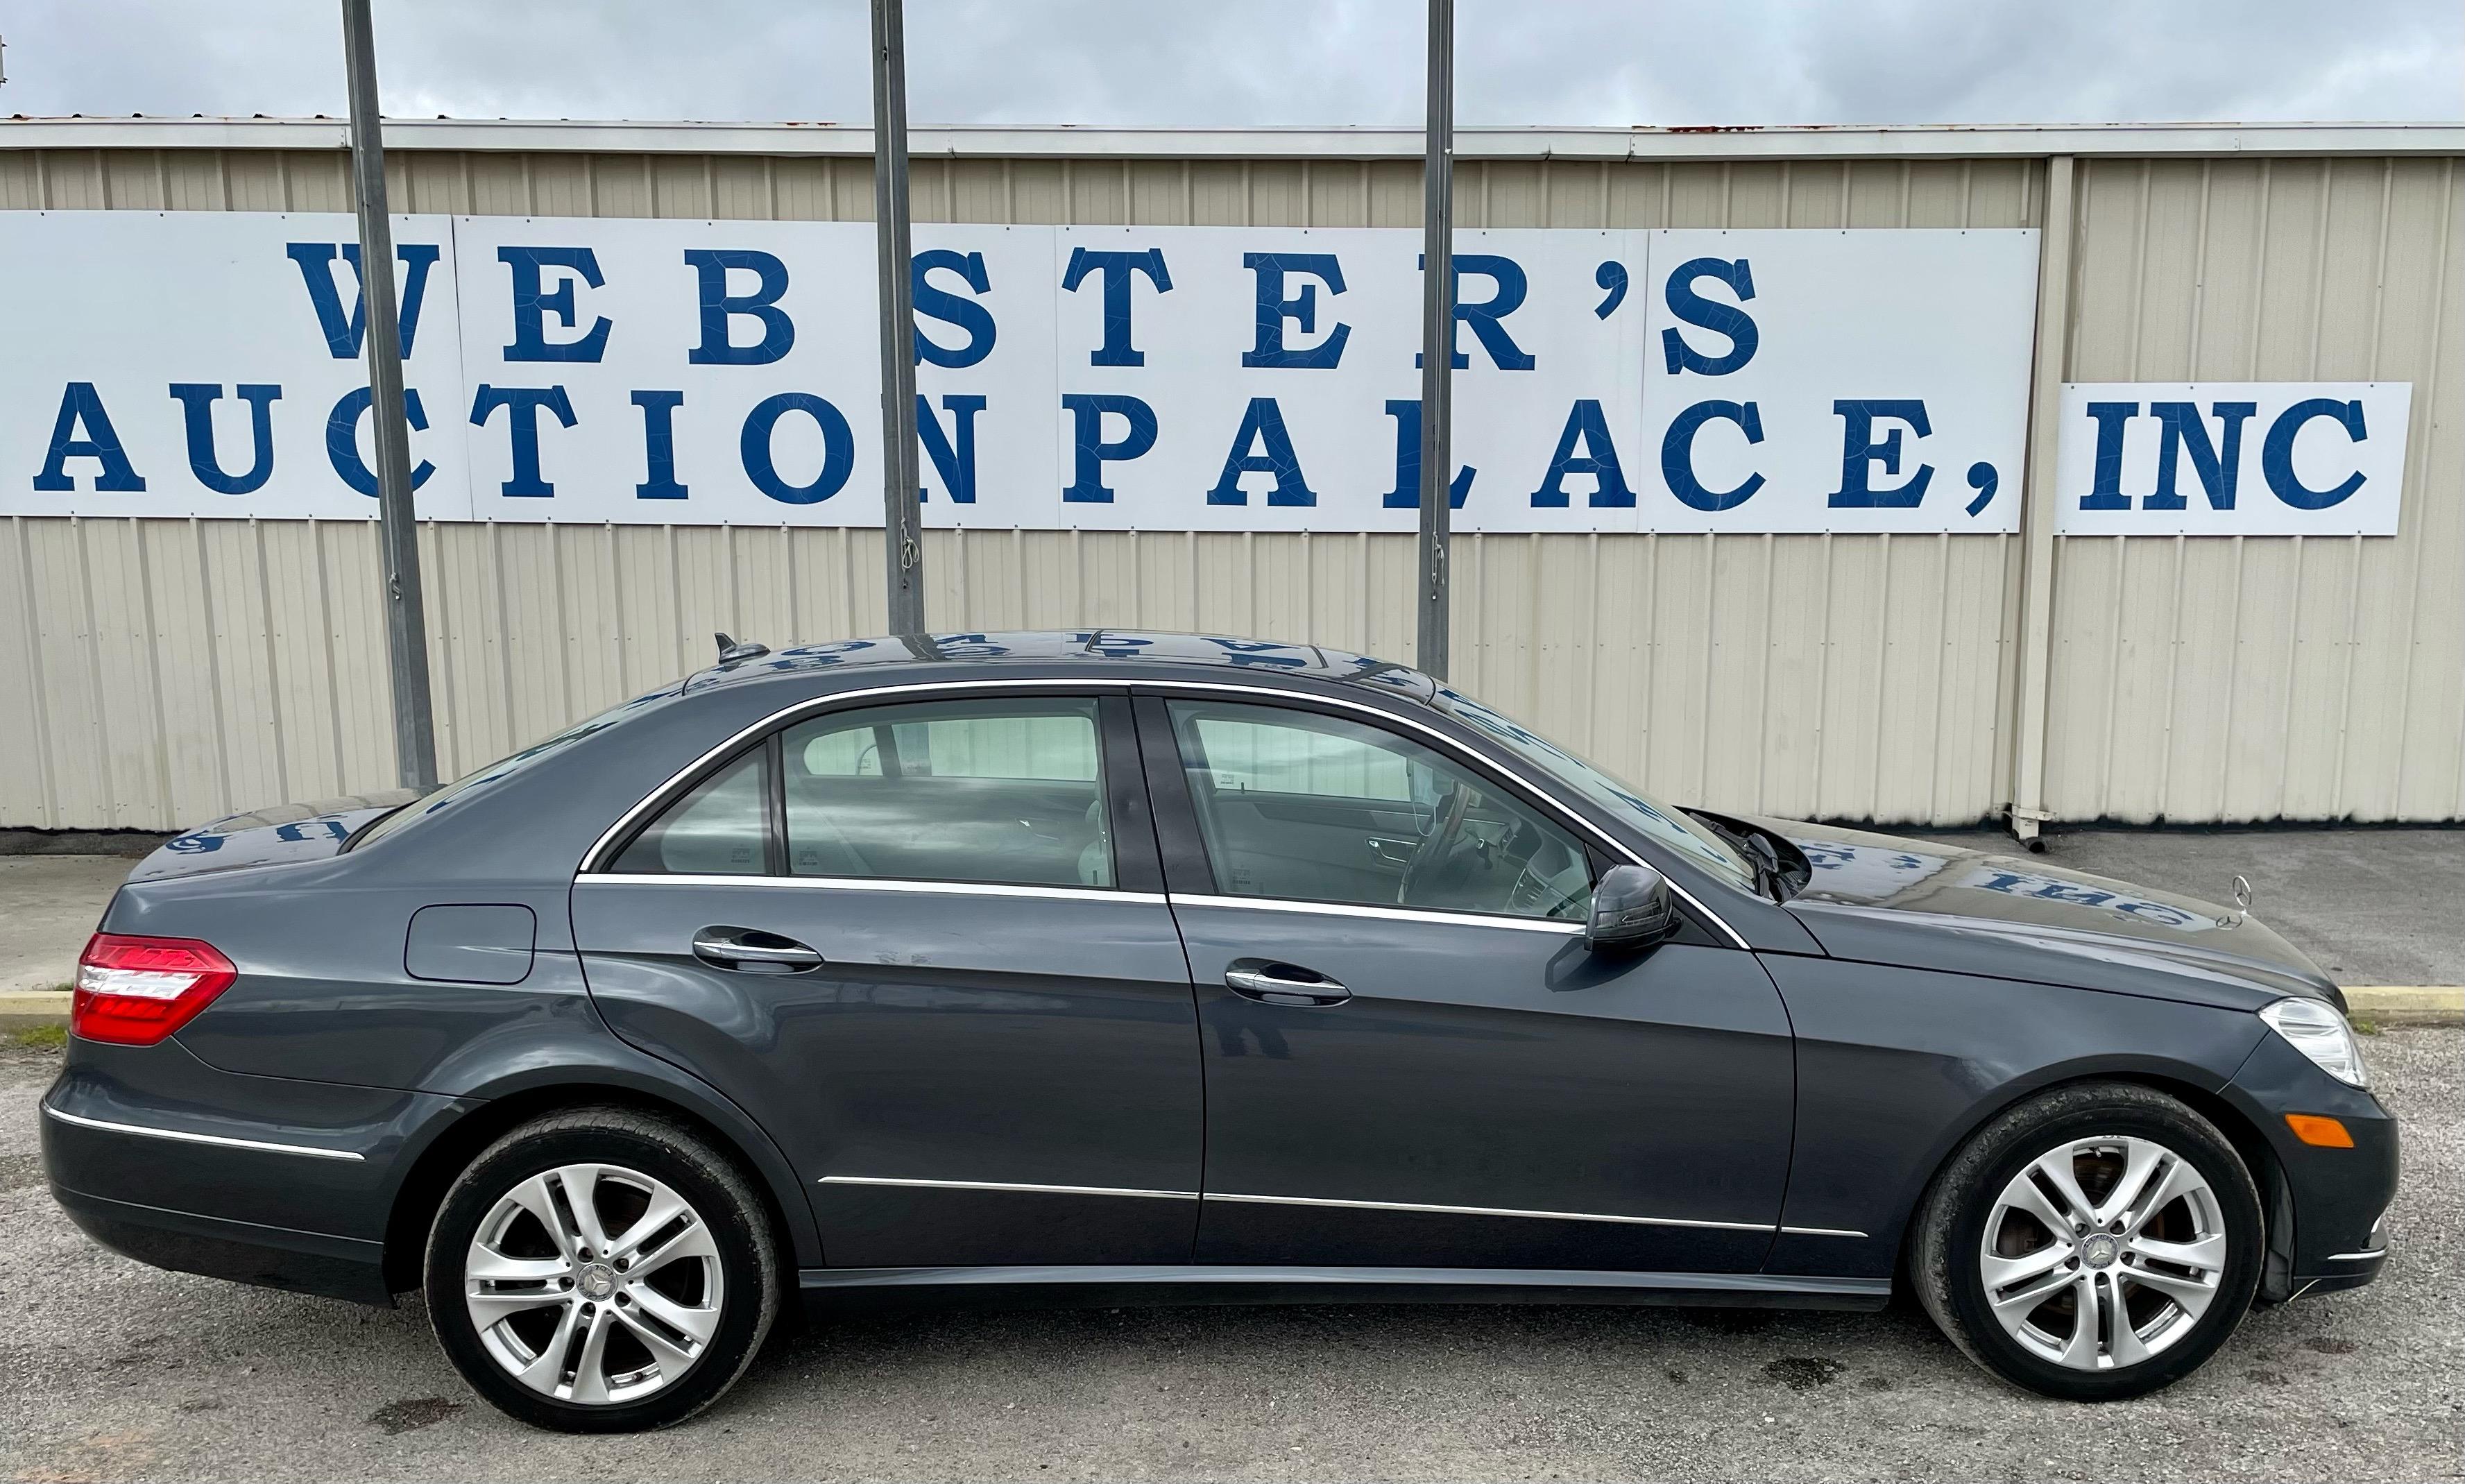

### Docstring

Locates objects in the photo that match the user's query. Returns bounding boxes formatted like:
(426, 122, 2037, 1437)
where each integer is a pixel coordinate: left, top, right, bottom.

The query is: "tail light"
(72, 933, 238, 1046)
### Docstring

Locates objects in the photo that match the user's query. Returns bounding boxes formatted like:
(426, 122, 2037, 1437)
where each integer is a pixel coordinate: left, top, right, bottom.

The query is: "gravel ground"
(1, 1032, 2456, 1483)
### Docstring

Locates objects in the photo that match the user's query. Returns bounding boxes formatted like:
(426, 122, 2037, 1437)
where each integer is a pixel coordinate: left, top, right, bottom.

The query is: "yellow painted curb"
(2344, 985, 2465, 1027)
(0, 989, 71, 1032)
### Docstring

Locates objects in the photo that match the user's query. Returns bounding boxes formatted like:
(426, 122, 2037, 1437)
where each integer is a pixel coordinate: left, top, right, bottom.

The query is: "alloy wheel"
(463, 1162, 726, 1406)
(1979, 1134, 2228, 1371)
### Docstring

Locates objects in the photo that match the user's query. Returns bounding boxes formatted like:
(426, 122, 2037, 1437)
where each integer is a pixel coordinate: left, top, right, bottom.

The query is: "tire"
(423, 1107, 781, 1432)
(1912, 1081, 2263, 1401)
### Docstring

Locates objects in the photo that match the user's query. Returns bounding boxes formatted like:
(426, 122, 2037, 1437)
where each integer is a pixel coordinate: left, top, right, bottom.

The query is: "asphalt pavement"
(2, 1030, 2456, 1483)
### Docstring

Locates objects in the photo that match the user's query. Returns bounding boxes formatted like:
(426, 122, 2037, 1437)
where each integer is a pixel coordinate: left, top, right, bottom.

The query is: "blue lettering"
(33, 382, 146, 493)
(1827, 399, 1934, 509)
(912, 250, 996, 369)
(470, 384, 579, 497)
(1061, 247, 1172, 368)
(283, 241, 439, 360)
(631, 390, 687, 500)
(324, 386, 434, 497)
(2080, 401, 2139, 511)
(1241, 253, 1350, 370)
(684, 249, 793, 366)
(1415, 253, 1535, 370)
(499, 246, 613, 363)
(1380, 399, 1476, 509)
(1660, 257, 1757, 376)
(740, 392, 854, 505)
(919, 394, 985, 504)
(1060, 393, 1157, 503)
(2262, 398, 2369, 510)
(1660, 400, 1766, 512)
(2147, 401, 2258, 511)
(168, 383, 280, 495)
(1206, 397, 1316, 506)
(1530, 400, 1635, 509)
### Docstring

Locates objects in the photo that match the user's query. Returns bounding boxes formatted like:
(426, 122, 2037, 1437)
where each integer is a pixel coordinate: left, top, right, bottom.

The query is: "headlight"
(2260, 997, 2368, 1088)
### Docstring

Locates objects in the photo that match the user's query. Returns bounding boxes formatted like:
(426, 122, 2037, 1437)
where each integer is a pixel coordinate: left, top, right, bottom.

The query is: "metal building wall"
(1, 131, 2455, 835)
(2042, 155, 2464, 823)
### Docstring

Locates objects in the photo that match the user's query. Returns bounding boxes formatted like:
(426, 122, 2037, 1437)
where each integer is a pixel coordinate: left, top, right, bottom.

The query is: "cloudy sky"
(3, 1, 2459, 128)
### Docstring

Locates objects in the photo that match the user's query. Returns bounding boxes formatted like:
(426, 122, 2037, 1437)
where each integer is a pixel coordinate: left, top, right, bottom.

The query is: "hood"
(1751, 817, 2344, 1013)
(127, 792, 425, 883)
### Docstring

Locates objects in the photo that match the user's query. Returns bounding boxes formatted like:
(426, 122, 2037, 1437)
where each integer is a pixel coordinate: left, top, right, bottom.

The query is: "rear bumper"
(49, 1181, 392, 1304)
(38, 1039, 463, 1305)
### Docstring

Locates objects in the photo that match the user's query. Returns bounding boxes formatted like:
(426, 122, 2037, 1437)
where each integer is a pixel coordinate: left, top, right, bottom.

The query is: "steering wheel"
(1398, 780, 1474, 905)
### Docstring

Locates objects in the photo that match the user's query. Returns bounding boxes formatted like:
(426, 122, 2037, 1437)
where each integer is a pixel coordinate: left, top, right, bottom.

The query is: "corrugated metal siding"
(2, 140, 2453, 832)
(2045, 156, 2464, 822)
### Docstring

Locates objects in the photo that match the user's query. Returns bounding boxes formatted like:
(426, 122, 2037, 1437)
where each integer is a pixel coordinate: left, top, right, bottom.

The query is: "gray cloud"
(2, 1, 2457, 126)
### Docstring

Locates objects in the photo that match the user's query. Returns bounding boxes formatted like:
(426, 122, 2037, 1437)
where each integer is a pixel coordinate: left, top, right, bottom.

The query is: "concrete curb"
(2, 985, 2457, 1035)
(2344, 984, 2465, 1028)
(0, 991, 72, 1032)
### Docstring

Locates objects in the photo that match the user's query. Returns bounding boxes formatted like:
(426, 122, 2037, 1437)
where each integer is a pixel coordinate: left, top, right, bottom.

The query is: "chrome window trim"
(43, 1105, 366, 1163)
(578, 675, 1750, 950)
(583, 873, 1166, 907)
(1204, 1190, 1773, 1233)
(818, 1175, 1196, 1201)
(1168, 892, 1585, 937)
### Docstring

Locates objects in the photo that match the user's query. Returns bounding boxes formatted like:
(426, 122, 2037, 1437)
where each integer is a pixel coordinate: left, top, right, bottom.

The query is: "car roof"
(679, 629, 1441, 704)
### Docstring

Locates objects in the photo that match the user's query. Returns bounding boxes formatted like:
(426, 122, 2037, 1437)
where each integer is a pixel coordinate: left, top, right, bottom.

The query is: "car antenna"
(714, 632, 770, 664)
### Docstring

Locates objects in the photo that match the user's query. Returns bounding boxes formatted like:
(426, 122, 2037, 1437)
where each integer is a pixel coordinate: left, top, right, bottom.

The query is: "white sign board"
(0, 211, 2042, 534)
(2054, 383, 2412, 536)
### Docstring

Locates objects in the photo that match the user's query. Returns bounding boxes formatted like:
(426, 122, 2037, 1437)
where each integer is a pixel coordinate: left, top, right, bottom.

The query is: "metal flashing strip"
(43, 1105, 367, 1162)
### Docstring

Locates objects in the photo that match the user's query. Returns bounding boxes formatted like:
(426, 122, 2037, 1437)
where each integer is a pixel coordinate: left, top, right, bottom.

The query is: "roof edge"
(2, 117, 2460, 161)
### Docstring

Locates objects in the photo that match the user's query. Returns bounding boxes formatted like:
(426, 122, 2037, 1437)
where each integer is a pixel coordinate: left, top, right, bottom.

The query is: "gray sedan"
(41, 631, 2394, 1431)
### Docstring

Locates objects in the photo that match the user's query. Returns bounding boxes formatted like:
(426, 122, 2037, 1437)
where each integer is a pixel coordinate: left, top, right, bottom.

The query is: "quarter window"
(1168, 701, 1592, 921)
(609, 749, 769, 876)
(781, 698, 1113, 889)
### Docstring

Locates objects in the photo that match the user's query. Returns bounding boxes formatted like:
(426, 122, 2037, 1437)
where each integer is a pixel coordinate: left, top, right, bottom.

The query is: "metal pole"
(1415, 0, 1455, 681)
(871, 0, 926, 636)
(340, 0, 437, 790)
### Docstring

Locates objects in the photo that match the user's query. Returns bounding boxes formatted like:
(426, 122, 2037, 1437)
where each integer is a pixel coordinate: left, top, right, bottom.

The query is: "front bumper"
(2224, 1029, 2400, 1300)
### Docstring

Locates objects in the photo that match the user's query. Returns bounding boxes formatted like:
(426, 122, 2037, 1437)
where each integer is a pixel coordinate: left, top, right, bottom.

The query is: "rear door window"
(781, 698, 1113, 889)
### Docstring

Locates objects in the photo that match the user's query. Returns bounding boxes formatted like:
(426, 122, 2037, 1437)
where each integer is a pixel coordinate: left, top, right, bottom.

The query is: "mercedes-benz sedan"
(42, 631, 2393, 1431)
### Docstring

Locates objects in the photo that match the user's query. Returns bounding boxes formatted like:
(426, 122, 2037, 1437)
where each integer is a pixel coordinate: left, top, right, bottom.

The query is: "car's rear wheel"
(423, 1108, 779, 1432)
(1913, 1081, 2263, 1401)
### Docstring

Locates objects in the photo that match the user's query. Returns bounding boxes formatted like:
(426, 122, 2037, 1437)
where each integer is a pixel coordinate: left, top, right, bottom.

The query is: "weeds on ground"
(4, 1023, 66, 1052)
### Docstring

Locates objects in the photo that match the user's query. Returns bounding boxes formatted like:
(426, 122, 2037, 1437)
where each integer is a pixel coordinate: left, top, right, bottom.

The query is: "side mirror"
(1587, 863, 1680, 954)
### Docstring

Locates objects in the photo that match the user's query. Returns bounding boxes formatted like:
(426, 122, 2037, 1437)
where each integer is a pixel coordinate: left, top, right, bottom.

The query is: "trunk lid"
(127, 792, 425, 883)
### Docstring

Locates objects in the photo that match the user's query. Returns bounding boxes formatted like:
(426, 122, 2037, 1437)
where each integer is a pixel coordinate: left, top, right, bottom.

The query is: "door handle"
(692, 926, 824, 973)
(1224, 962, 1350, 1007)
(1367, 836, 1419, 867)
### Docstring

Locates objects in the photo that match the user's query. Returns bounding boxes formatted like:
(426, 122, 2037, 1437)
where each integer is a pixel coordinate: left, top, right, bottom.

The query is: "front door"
(1145, 694, 1795, 1274)
(574, 690, 1203, 1268)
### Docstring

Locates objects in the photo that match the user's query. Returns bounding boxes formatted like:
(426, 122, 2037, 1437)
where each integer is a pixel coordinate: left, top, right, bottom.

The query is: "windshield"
(348, 687, 675, 851)
(1435, 688, 1759, 893)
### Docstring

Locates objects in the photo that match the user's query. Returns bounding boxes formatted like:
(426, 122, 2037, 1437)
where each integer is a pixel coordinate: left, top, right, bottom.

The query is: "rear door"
(573, 689, 1204, 1268)
(1144, 692, 1796, 1274)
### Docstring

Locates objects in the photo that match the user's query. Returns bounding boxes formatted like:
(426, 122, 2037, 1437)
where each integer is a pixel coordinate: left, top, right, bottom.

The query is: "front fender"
(1757, 953, 2268, 1279)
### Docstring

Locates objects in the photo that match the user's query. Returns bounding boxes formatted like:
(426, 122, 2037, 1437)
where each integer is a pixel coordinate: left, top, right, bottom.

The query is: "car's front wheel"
(423, 1108, 780, 1431)
(1913, 1081, 2264, 1401)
